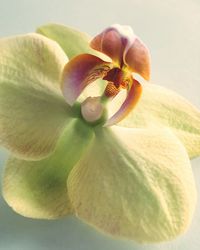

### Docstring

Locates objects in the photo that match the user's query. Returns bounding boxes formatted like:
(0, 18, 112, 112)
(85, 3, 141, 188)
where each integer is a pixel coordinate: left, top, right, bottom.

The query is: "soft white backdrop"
(0, 0, 200, 249)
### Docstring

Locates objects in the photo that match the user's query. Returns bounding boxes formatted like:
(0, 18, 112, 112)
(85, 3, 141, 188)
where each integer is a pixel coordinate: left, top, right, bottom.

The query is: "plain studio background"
(0, 0, 200, 249)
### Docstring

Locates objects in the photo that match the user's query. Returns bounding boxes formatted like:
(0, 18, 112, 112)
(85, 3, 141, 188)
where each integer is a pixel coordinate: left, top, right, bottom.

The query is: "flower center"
(81, 97, 105, 123)
(103, 67, 131, 98)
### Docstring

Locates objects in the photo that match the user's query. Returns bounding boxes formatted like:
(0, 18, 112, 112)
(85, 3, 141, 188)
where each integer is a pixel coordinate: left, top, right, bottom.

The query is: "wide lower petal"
(3, 120, 94, 219)
(0, 33, 72, 160)
(67, 126, 196, 243)
(117, 84, 200, 158)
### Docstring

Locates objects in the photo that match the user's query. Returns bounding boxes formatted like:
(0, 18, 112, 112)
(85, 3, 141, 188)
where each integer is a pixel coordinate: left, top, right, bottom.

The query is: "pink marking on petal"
(61, 54, 111, 105)
(104, 79, 142, 126)
(90, 25, 136, 67)
(124, 37, 150, 80)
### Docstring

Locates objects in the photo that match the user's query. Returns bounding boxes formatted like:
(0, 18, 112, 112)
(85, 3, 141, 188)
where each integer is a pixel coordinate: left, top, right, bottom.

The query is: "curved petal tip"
(61, 54, 111, 105)
(125, 37, 151, 81)
(105, 79, 142, 126)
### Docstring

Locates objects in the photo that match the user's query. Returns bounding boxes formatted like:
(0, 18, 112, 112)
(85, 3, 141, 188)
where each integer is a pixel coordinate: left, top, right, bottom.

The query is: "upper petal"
(3, 120, 94, 219)
(37, 23, 97, 59)
(37, 23, 108, 98)
(61, 54, 111, 105)
(0, 33, 72, 160)
(118, 84, 200, 159)
(67, 126, 196, 243)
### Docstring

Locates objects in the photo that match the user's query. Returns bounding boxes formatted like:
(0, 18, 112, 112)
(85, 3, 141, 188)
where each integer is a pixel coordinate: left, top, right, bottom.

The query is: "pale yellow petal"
(3, 120, 94, 219)
(68, 126, 196, 243)
(117, 84, 200, 158)
(0, 33, 72, 160)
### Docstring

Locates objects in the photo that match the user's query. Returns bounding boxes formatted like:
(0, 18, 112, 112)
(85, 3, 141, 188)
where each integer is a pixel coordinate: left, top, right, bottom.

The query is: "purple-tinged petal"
(105, 79, 142, 126)
(124, 37, 150, 80)
(61, 54, 111, 105)
(90, 24, 135, 66)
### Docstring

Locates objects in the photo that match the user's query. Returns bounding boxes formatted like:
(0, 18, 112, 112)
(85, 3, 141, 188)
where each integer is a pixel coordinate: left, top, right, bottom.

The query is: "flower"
(61, 24, 150, 126)
(0, 23, 200, 244)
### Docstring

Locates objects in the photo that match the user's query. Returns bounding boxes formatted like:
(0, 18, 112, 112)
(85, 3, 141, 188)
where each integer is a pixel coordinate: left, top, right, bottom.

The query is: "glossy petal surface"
(62, 54, 111, 105)
(118, 84, 200, 158)
(68, 126, 196, 243)
(0, 34, 72, 160)
(3, 120, 94, 219)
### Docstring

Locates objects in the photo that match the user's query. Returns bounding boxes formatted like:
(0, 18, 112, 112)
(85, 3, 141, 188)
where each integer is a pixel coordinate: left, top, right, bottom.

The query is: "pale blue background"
(0, 0, 200, 249)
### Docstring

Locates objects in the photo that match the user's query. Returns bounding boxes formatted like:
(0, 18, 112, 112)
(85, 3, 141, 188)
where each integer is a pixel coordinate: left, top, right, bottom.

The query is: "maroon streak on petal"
(103, 68, 124, 88)
(124, 37, 150, 80)
(90, 28, 127, 66)
(105, 79, 142, 126)
(61, 54, 111, 105)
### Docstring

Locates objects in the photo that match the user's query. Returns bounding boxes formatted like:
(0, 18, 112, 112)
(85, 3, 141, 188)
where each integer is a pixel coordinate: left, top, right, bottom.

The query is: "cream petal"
(118, 84, 200, 158)
(0, 33, 73, 160)
(3, 120, 94, 219)
(37, 23, 97, 59)
(68, 126, 196, 243)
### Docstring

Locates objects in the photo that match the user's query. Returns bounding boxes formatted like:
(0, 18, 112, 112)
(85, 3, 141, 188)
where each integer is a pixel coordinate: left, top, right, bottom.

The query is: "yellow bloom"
(0, 23, 199, 244)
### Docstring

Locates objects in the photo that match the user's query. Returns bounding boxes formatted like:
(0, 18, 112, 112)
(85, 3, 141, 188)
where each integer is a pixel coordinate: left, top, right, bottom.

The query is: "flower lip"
(104, 79, 143, 126)
(90, 24, 135, 68)
(90, 24, 150, 80)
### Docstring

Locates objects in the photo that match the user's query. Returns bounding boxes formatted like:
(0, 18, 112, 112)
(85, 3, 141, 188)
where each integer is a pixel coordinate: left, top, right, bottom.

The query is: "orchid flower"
(0, 23, 200, 244)
(61, 24, 150, 126)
